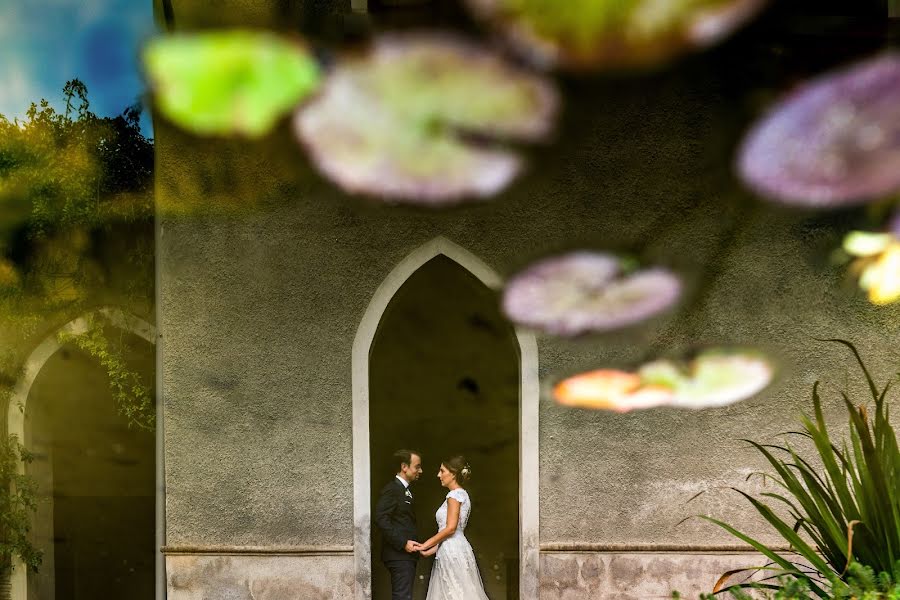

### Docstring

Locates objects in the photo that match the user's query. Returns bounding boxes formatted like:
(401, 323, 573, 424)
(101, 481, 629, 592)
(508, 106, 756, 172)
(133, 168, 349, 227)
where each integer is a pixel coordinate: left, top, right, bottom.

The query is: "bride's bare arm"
(420, 498, 461, 551)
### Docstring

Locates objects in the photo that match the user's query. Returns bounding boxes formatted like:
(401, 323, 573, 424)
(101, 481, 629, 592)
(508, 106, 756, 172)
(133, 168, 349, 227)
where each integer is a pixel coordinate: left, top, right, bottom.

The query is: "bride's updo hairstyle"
(443, 455, 472, 485)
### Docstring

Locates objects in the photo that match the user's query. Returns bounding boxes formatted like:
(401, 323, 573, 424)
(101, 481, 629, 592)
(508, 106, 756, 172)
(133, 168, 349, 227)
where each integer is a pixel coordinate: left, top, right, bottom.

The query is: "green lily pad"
(144, 31, 320, 138)
(638, 359, 689, 390)
(294, 34, 558, 204)
(465, 0, 765, 70)
(672, 350, 773, 408)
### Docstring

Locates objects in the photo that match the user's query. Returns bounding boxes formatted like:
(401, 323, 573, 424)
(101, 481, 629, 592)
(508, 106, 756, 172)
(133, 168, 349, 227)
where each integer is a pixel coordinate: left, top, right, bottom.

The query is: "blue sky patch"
(0, 0, 156, 133)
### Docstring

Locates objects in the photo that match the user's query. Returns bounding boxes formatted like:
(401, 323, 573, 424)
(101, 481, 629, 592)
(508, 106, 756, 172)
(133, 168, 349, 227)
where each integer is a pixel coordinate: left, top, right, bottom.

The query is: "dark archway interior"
(370, 254, 521, 600)
(26, 334, 155, 600)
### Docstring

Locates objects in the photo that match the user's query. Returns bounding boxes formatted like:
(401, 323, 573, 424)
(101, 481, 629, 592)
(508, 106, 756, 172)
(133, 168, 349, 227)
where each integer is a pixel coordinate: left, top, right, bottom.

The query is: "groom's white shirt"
(396, 475, 413, 499)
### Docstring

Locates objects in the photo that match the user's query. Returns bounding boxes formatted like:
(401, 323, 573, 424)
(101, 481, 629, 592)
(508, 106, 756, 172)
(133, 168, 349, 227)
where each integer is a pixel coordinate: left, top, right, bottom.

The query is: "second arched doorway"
(9, 310, 157, 600)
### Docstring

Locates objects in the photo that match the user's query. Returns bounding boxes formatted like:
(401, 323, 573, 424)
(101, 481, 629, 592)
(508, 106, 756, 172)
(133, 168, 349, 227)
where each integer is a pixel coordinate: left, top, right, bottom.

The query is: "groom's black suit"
(375, 477, 418, 600)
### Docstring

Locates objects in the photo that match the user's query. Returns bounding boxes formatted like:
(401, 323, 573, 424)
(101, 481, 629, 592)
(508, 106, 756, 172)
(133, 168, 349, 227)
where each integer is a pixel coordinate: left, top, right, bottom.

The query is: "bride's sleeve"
(448, 489, 467, 503)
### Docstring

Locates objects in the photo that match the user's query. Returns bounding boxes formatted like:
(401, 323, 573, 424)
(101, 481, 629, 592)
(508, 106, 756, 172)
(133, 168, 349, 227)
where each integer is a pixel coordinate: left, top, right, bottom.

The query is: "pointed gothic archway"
(7, 308, 159, 600)
(352, 237, 539, 599)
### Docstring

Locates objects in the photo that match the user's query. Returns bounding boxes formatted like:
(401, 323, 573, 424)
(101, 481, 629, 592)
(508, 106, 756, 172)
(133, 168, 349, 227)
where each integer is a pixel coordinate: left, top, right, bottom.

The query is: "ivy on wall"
(56, 314, 154, 431)
(0, 80, 155, 424)
(0, 435, 42, 575)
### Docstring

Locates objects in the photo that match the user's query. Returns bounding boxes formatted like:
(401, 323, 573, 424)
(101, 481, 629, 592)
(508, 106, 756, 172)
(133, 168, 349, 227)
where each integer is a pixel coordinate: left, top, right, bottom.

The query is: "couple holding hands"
(375, 449, 490, 600)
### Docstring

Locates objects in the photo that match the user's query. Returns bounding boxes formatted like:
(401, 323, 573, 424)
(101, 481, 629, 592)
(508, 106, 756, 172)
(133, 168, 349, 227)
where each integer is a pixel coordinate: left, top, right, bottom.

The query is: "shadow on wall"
(369, 255, 521, 600)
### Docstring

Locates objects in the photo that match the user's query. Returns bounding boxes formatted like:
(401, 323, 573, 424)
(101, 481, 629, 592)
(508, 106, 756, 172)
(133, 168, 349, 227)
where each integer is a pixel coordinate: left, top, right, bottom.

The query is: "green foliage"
(0, 435, 42, 574)
(0, 82, 155, 582)
(143, 31, 321, 137)
(57, 314, 154, 431)
(0, 78, 153, 237)
(698, 340, 900, 598)
(674, 562, 900, 599)
(0, 80, 155, 428)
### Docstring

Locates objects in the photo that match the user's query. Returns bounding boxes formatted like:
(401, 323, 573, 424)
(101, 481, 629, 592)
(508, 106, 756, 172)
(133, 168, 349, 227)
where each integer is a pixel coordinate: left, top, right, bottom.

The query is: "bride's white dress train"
(425, 488, 490, 600)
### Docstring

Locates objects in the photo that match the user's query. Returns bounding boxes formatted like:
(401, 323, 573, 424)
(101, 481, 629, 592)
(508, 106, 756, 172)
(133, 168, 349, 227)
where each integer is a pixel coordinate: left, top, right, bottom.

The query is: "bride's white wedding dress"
(425, 488, 490, 600)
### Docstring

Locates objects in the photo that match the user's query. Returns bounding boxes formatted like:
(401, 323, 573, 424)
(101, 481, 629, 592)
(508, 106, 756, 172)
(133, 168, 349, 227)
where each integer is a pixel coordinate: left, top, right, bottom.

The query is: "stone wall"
(166, 553, 354, 599)
(540, 552, 768, 600)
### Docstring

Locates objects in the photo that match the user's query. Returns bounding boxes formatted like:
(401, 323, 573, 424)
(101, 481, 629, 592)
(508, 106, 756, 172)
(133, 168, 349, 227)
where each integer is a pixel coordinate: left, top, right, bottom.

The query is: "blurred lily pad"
(553, 369, 674, 411)
(664, 349, 773, 408)
(144, 31, 321, 138)
(501, 251, 681, 336)
(738, 53, 900, 207)
(294, 34, 558, 204)
(553, 349, 773, 412)
(638, 359, 689, 390)
(464, 0, 765, 70)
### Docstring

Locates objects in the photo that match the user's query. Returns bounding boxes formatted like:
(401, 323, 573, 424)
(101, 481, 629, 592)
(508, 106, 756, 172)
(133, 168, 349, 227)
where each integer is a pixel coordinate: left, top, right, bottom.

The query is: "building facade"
(152, 2, 898, 598)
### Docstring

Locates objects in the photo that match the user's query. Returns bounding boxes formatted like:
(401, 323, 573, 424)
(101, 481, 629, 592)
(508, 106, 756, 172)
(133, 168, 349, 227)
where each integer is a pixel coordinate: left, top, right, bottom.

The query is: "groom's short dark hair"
(393, 449, 420, 470)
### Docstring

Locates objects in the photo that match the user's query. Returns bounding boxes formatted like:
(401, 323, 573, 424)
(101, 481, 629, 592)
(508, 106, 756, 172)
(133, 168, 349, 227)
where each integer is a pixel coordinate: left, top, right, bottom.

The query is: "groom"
(375, 449, 423, 600)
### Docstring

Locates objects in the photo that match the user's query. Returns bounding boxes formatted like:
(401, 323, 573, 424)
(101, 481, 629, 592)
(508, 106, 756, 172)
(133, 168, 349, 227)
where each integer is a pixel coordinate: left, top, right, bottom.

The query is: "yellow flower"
(843, 229, 900, 305)
(843, 231, 893, 257)
(859, 242, 900, 305)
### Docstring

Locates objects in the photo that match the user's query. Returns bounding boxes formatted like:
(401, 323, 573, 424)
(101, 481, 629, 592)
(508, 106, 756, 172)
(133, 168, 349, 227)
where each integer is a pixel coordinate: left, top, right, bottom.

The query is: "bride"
(416, 455, 490, 600)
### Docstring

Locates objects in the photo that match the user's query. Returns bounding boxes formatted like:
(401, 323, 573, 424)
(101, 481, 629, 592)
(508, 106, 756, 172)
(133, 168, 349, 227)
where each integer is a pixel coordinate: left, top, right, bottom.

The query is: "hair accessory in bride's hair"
(461, 464, 471, 477)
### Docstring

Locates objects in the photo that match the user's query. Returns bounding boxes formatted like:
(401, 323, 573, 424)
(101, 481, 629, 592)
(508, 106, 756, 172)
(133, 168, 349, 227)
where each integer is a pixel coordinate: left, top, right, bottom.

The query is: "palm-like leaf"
(701, 340, 900, 595)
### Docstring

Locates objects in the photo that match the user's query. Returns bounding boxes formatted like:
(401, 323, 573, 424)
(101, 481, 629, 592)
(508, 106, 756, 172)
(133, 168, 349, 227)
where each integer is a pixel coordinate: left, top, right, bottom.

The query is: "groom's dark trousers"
(375, 478, 418, 600)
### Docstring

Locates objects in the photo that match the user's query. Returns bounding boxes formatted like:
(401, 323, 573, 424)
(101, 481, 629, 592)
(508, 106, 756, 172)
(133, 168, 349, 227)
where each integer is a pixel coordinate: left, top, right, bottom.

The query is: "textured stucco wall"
(163, 552, 790, 599)
(159, 0, 900, 563)
(166, 554, 354, 599)
(539, 552, 778, 599)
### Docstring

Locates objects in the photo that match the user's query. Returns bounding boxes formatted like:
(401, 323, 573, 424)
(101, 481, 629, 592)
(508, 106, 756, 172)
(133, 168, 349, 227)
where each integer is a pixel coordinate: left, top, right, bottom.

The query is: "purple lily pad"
(738, 53, 900, 207)
(294, 34, 558, 205)
(501, 252, 681, 336)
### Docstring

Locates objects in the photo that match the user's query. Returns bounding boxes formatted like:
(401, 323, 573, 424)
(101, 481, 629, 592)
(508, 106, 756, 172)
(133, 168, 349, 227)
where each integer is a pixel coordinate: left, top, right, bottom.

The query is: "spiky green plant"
(701, 340, 900, 598)
(673, 562, 900, 598)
